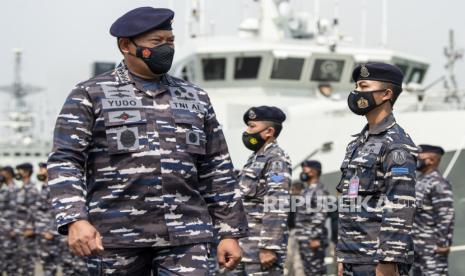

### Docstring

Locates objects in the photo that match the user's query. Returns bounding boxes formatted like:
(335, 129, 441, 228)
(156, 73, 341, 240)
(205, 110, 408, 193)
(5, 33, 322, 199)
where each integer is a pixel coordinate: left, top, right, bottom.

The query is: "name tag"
(102, 98, 142, 110)
(348, 175, 359, 198)
(170, 100, 204, 112)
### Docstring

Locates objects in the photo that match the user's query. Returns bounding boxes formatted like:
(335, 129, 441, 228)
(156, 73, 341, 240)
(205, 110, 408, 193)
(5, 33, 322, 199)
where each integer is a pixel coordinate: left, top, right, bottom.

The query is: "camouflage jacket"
(36, 184, 58, 236)
(48, 62, 248, 248)
(413, 170, 454, 251)
(15, 182, 39, 233)
(294, 182, 329, 244)
(238, 141, 291, 261)
(0, 185, 12, 235)
(336, 113, 417, 264)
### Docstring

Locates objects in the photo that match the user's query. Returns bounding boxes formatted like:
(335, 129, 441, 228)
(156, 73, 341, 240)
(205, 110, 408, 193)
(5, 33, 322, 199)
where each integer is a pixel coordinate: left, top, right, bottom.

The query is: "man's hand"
(375, 263, 399, 276)
(217, 238, 242, 270)
(435, 246, 450, 255)
(310, 239, 321, 250)
(23, 229, 35, 237)
(259, 249, 277, 269)
(68, 220, 104, 257)
(42, 232, 54, 241)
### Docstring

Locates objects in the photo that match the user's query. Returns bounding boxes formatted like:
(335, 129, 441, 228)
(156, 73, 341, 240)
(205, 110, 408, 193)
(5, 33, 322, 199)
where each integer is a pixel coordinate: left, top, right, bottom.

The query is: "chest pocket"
(240, 165, 265, 199)
(103, 109, 148, 155)
(173, 111, 206, 155)
(349, 153, 384, 194)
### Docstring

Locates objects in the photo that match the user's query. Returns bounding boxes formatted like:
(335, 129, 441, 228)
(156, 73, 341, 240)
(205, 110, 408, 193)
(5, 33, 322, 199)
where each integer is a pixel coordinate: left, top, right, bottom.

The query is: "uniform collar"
(352, 113, 396, 137)
(114, 61, 174, 97)
(255, 140, 278, 157)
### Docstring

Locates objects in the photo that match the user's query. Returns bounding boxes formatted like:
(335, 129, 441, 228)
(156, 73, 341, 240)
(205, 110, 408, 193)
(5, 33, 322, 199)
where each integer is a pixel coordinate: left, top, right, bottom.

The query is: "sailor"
(295, 160, 329, 276)
(15, 162, 40, 276)
(47, 6, 248, 275)
(336, 63, 417, 276)
(233, 106, 292, 275)
(413, 144, 454, 276)
(0, 166, 18, 275)
(35, 162, 61, 276)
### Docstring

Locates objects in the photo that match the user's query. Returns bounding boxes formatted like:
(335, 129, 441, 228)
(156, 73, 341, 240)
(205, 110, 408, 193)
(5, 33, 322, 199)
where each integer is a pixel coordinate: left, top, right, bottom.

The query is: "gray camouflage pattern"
(294, 182, 329, 275)
(336, 113, 417, 265)
(413, 170, 454, 276)
(47, 62, 248, 248)
(235, 141, 291, 274)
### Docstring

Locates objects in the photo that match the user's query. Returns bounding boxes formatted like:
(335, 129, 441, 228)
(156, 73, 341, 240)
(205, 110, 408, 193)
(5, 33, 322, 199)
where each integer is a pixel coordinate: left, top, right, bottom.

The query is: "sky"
(0, 0, 464, 138)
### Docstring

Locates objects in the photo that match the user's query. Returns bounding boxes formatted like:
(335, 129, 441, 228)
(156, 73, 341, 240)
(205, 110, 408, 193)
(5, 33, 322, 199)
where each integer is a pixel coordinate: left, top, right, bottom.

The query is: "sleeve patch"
(391, 149, 407, 165)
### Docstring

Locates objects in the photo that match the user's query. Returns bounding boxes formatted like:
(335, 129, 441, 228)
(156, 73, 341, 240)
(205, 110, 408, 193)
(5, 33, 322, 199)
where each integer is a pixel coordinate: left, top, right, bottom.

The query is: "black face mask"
(347, 90, 388, 115)
(299, 172, 309, 182)
(37, 174, 47, 182)
(416, 158, 427, 171)
(242, 130, 267, 152)
(131, 41, 175, 75)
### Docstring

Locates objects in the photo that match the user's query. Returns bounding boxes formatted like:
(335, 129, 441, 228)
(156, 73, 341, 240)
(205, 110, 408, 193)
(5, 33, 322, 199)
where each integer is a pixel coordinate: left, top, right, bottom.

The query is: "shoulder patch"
(391, 149, 407, 165)
(271, 160, 284, 173)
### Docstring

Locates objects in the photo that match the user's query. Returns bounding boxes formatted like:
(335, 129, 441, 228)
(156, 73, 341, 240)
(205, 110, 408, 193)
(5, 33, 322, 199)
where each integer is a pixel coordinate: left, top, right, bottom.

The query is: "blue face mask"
(347, 89, 388, 115)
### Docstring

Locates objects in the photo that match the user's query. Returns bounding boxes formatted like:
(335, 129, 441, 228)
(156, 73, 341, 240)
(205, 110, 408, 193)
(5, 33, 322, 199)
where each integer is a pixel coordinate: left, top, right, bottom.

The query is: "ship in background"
(0, 0, 464, 274)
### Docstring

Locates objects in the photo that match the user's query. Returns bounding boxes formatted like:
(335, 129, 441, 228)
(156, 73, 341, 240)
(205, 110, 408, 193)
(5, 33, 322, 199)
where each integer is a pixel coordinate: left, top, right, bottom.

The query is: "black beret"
(16, 163, 33, 172)
(419, 144, 445, 156)
(243, 106, 286, 124)
(38, 162, 47, 168)
(1, 166, 14, 176)
(352, 62, 404, 87)
(110, 7, 174, 38)
(301, 160, 322, 171)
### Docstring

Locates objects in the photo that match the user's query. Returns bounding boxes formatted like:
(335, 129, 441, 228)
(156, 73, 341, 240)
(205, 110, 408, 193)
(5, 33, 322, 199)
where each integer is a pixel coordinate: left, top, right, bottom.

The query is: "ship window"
(15, 152, 21, 157)
(311, 59, 345, 82)
(234, 57, 261, 79)
(3, 152, 10, 157)
(271, 58, 304, 80)
(181, 66, 190, 82)
(408, 68, 426, 84)
(35, 153, 41, 157)
(395, 64, 409, 75)
(202, 58, 226, 81)
(25, 152, 31, 157)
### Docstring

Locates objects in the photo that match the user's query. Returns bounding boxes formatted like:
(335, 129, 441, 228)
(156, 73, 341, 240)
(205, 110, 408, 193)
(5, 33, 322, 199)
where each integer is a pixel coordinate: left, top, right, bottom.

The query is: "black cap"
(110, 7, 175, 38)
(38, 162, 47, 169)
(243, 106, 286, 125)
(419, 144, 445, 156)
(352, 62, 404, 87)
(16, 163, 33, 172)
(301, 160, 322, 172)
(1, 166, 14, 176)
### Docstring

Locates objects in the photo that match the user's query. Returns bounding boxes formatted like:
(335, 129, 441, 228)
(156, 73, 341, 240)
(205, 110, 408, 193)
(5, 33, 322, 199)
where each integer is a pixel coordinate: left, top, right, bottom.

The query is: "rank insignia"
(360, 65, 370, 78)
(248, 110, 257, 120)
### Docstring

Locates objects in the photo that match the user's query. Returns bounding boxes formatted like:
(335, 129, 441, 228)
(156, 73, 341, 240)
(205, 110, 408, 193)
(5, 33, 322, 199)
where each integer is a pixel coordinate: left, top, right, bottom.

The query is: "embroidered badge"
(392, 149, 407, 165)
(360, 65, 370, 78)
(391, 167, 409, 175)
(248, 110, 257, 120)
(357, 97, 369, 109)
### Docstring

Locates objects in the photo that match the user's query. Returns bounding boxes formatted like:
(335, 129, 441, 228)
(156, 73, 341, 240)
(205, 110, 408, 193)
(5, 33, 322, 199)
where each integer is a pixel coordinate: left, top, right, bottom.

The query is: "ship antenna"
(444, 29, 463, 103)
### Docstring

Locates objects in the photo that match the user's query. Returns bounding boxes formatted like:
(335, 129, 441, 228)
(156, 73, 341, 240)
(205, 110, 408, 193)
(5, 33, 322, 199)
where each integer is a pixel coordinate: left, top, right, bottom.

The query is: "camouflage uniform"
(3, 183, 18, 275)
(294, 182, 329, 276)
(413, 170, 454, 276)
(336, 113, 417, 276)
(48, 62, 248, 274)
(234, 141, 291, 275)
(0, 184, 9, 273)
(15, 181, 40, 276)
(60, 236, 89, 276)
(36, 184, 61, 276)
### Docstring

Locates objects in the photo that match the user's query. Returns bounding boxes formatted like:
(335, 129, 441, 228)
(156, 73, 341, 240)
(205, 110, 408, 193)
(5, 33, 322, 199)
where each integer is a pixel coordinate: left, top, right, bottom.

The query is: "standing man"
(0, 166, 18, 275)
(36, 162, 61, 276)
(336, 63, 417, 276)
(48, 6, 248, 275)
(15, 163, 39, 276)
(295, 160, 329, 276)
(234, 106, 291, 275)
(413, 145, 454, 276)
